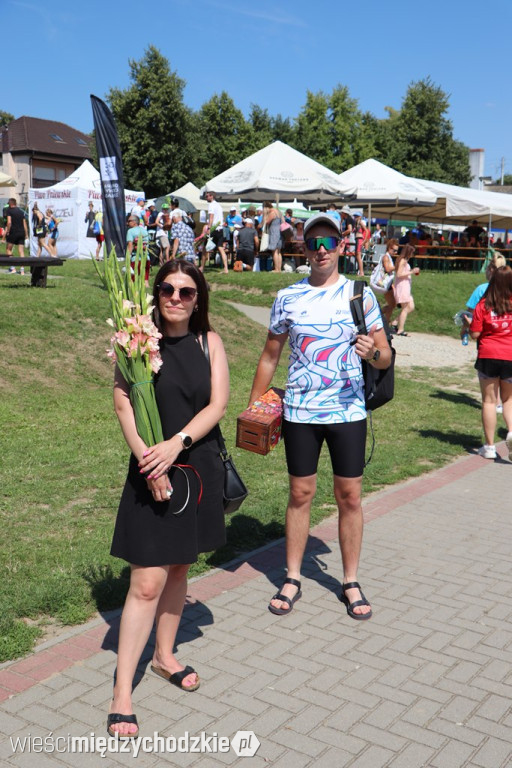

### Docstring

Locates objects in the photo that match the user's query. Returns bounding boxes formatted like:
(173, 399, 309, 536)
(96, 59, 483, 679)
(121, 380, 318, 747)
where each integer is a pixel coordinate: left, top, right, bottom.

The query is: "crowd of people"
(92, 194, 381, 276)
(1, 198, 62, 274)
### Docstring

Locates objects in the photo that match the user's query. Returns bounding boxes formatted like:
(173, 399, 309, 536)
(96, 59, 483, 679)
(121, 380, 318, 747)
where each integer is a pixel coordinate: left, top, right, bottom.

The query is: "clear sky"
(6, 0, 511, 181)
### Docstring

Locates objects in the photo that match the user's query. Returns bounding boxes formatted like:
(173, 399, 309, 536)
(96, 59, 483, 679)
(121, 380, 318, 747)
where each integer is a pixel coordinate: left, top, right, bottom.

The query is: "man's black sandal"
(268, 577, 302, 615)
(339, 581, 372, 621)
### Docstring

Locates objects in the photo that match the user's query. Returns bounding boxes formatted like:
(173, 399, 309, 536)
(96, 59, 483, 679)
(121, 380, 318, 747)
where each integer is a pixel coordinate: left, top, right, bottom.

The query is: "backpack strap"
(349, 280, 367, 335)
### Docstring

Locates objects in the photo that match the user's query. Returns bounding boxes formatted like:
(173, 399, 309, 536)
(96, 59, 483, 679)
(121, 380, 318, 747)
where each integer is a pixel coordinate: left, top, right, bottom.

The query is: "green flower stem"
(94, 241, 164, 448)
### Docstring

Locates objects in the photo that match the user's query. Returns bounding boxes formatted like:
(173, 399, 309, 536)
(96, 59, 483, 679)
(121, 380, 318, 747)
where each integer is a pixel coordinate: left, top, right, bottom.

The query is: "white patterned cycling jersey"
(269, 276, 382, 424)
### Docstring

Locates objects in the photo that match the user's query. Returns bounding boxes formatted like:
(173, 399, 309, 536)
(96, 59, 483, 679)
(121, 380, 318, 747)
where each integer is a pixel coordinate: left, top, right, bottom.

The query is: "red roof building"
(0, 116, 93, 204)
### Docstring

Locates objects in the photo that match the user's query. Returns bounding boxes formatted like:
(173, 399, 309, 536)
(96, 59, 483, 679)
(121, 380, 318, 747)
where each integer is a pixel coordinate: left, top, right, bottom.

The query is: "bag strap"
(200, 332, 229, 460)
(347, 281, 375, 467)
(349, 280, 367, 335)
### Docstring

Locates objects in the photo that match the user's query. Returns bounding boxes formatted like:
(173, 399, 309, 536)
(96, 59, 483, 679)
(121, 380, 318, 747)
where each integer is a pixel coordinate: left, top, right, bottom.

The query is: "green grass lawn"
(0, 260, 496, 661)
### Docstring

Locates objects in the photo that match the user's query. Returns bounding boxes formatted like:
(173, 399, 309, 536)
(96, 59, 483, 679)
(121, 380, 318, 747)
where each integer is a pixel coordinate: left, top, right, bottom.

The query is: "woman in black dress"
(108, 261, 229, 738)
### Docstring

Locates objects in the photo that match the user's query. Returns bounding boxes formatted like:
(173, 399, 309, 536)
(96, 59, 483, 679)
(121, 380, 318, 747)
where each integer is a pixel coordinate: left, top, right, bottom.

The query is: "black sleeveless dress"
(110, 333, 226, 566)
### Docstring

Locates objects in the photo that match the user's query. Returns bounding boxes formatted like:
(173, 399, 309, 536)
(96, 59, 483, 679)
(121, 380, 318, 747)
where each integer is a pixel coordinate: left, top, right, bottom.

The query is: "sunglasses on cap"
(305, 236, 340, 252)
(157, 283, 197, 302)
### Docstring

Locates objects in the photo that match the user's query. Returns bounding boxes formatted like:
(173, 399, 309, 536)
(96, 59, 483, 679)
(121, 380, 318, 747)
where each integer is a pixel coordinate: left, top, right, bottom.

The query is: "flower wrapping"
(94, 242, 164, 447)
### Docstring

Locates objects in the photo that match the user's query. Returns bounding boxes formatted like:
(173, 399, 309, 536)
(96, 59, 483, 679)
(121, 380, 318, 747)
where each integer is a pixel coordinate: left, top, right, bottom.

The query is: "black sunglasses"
(157, 282, 197, 302)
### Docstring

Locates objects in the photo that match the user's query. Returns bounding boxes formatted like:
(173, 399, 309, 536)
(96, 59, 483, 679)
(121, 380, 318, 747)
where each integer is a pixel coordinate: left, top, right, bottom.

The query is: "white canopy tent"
(416, 179, 512, 230)
(169, 182, 234, 214)
(28, 160, 143, 258)
(337, 159, 437, 208)
(201, 140, 355, 203)
(0, 171, 16, 187)
(367, 171, 512, 229)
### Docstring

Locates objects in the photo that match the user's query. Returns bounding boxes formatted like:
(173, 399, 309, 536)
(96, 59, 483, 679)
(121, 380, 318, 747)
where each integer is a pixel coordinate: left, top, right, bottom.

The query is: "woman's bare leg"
(479, 376, 499, 446)
(110, 565, 169, 736)
(151, 564, 198, 689)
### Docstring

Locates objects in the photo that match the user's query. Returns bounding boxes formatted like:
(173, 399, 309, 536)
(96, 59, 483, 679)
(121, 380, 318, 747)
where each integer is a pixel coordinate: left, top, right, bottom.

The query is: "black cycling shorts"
(282, 419, 367, 478)
(475, 357, 512, 382)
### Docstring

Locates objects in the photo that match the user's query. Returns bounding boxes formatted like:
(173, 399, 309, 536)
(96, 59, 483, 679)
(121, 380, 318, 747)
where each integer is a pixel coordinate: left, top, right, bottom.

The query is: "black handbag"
(349, 280, 395, 411)
(216, 427, 249, 515)
(200, 333, 248, 514)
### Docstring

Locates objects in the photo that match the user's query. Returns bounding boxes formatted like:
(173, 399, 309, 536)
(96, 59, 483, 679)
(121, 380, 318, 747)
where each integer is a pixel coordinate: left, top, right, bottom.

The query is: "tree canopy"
(107, 46, 195, 197)
(104, 48, 471, 195)
(388, 77, 471, 186)
(0, 110, 14, 128)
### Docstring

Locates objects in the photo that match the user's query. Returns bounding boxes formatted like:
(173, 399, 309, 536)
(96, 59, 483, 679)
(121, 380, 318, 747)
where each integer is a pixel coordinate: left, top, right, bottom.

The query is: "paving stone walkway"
(1, 444, 511, 766)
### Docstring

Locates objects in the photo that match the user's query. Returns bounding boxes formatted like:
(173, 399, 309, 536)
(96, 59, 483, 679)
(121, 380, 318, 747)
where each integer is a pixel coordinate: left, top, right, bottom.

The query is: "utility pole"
(501, 157, 505, 185)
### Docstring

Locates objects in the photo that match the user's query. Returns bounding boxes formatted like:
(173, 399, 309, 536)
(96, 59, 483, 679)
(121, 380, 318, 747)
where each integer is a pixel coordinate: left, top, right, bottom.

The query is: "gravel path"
(228, 301, 476, 370)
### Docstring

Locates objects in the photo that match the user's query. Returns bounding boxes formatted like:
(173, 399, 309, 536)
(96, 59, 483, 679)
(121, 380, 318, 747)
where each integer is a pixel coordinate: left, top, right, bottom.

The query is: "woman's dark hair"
(484, 266, 512, 316)
(152, 260, 211, 335)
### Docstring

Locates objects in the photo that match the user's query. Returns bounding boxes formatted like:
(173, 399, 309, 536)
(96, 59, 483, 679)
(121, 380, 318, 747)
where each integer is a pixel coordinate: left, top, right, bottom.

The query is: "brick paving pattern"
(1, 445, 511, 766)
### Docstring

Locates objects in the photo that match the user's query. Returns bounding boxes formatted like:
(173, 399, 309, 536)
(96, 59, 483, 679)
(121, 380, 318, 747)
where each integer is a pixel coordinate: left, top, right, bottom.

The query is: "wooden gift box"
(236, 388, 285, 455)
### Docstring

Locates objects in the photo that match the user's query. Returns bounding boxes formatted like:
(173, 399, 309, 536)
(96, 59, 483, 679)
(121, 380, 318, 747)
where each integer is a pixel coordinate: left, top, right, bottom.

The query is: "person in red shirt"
(470, 266, 512, 460)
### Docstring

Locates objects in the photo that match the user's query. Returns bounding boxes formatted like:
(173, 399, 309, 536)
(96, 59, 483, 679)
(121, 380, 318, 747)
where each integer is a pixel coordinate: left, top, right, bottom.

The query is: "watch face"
(182, 434, 192, 449)
(373, 350, 381, 362)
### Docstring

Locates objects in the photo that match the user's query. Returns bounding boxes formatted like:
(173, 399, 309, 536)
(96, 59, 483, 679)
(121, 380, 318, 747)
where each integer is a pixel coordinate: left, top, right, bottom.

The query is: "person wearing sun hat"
(249, 211, 392, 621)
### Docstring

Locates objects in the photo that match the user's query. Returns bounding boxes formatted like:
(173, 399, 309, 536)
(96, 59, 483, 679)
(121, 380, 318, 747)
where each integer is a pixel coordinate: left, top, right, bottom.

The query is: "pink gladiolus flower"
(129, 332, 149, 356)
(114, 330, 131, 348)
(125, 316, 141, 334)
(139, 314, 155, 334)
(149, 350, 163, 374)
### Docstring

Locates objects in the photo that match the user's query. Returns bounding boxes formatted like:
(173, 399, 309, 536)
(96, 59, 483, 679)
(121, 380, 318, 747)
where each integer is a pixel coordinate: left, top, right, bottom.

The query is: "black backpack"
(349, 280, 395, 411)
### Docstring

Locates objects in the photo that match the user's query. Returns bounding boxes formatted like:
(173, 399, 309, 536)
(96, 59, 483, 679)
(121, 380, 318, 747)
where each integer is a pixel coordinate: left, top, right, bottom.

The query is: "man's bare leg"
(334, 474, 371, 616)
(269, 474, 316, 611)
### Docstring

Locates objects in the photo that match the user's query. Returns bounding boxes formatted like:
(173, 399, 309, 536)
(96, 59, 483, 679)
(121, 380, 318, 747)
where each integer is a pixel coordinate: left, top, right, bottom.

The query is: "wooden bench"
(0, 257, 64, 287)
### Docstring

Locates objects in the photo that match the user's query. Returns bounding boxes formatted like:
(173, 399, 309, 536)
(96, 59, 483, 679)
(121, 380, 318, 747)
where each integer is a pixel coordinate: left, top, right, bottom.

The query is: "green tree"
(107, 46, 195, 197)
(329, 85, 375, 173)
(246, 104, 273, 154)
(362, 107, 399, 167)
(294, 90, 332, 167)
(389, 77, 470, 185)
(0, 110, 14, 128)
(270, 114, 296, 146)
(494, 174, 512, 186)
(88, 131, 98, 169)
(193, 92, 250, 185)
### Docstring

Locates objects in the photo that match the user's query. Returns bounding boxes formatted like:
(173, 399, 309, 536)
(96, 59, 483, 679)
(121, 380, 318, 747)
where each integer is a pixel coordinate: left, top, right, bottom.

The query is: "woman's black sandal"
(339, 581, 372, 621)
(107, 713, 139, 738)
(151, 664, 200, 691)
(268, 577, 302, 615)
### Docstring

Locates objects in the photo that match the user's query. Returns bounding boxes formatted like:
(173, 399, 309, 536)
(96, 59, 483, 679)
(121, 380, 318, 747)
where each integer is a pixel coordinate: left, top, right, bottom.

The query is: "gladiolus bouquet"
(93, 243, 164, 447)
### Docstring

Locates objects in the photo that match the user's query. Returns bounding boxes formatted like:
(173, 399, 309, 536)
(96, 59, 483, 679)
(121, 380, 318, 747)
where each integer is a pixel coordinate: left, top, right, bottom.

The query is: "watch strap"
(177, 431, 192, 448)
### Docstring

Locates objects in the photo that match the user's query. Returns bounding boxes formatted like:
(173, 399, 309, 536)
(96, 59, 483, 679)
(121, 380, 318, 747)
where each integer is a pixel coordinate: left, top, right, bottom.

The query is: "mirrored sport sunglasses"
(157, 282, 197, 302)
(305, 236, 340, 252)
